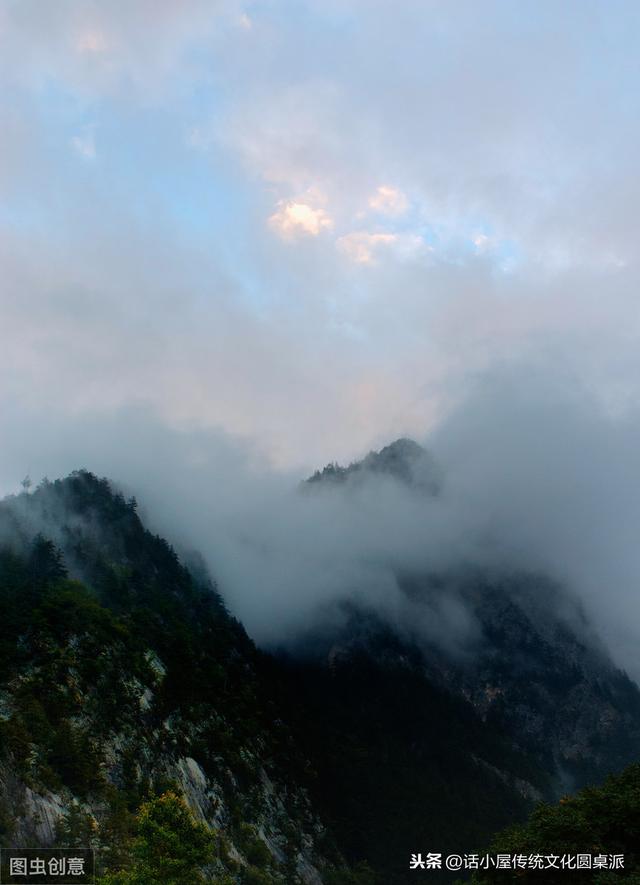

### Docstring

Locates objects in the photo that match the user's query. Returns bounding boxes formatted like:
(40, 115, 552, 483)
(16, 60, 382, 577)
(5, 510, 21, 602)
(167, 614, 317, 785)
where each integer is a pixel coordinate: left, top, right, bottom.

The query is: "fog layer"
(2, 363, 639, 678)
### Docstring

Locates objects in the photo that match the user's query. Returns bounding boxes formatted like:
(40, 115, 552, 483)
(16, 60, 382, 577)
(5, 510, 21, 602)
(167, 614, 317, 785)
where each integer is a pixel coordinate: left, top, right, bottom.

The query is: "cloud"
(269, 197, 333, 238)
(76, 30, 108, 54)
(472, 233, 491, 253)
(368, 185, 409, 216)
(212, 1, 640, 270)
(4, 365, 640, 682)
(3, 0, 640, 669)
(337, 231, 397, 263)
(337, 230, 427, 264)
(0, 0, 234, 102)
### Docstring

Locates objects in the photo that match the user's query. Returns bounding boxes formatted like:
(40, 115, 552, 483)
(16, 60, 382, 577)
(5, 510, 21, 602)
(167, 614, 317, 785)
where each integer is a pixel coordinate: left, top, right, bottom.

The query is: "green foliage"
(324, 861, 380, 884)
(0, 797, 15, 842)
(0, 472, 355, 881)
(48, 719, 105, 795)
(270, 649, 537, 884)
(237, 824, 272, 869)
(55, 803, 98, 848)
(241, 868, 275, 885)
(98, 791, 215, 885)
(0, 474, 539, 884)
(10, 468, 636, 885)
(468, 763, 640, 883)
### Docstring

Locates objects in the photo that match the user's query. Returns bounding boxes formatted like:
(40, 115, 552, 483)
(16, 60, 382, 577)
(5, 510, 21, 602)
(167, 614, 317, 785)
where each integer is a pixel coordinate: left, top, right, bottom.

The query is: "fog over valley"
(3, 4, 640, 881)
(3, 362, 639, 681)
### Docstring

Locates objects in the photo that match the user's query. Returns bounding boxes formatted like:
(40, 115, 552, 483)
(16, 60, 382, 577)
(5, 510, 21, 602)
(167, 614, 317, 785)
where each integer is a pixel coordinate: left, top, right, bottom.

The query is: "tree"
(99, 792, 215, 885)
(468, 763, 640, 884)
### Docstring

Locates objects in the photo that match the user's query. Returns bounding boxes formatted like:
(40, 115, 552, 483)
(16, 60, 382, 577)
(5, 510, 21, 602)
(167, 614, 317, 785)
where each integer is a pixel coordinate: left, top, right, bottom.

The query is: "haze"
(2, 2, 640, 674)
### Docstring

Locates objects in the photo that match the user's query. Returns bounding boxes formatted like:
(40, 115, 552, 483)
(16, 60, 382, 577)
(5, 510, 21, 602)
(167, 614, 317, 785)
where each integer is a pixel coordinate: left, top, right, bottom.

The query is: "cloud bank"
(2, 1, 640, 467)
(2, 364, 640, 679)
(2, 3, 640, 676)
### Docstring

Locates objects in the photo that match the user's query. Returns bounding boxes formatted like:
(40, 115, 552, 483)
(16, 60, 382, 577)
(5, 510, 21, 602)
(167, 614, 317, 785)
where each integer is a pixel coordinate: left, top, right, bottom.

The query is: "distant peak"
(306, 437, 442, 493)
(363, 437, 425, 463)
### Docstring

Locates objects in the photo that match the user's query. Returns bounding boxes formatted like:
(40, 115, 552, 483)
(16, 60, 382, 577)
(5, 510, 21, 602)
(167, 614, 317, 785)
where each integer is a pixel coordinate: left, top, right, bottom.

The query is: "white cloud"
(5, 2, 640, 675)
(3, 0, 640, 476)
(337, 231, 426, 264)
(337, 232, 396, 263)
(368, 185, 409, 216)
(269, 196, 333, 238)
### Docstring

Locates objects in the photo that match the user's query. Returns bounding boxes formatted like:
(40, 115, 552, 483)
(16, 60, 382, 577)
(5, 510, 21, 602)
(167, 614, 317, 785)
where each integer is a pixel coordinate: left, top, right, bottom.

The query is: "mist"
(1, 361, 639, 679)
(3, 0, 640, 681)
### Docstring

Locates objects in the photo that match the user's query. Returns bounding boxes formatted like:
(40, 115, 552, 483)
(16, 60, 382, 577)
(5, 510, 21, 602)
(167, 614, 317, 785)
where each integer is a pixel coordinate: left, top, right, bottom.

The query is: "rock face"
(1, 455, 639, 885)
(306, 569, 640, 789)
(287, 441, 640, 882)
(303, 439, 640, 791)
(0, 473, 338, 884)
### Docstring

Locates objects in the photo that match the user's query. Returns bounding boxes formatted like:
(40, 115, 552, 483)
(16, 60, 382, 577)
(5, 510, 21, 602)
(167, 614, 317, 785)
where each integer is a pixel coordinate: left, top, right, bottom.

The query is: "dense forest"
(0, 469, 638, 883)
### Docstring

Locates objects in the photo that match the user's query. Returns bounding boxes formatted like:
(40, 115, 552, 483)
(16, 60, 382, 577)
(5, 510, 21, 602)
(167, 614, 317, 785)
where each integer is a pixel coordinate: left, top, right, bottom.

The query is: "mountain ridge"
(0, 465, 639, 883)
(305, 437, 442, 493)
(0, 472, 350, 884)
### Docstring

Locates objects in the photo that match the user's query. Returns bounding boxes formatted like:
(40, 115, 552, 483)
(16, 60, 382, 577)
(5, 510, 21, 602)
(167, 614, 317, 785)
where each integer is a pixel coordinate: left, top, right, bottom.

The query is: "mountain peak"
(306, 436, 442, 493)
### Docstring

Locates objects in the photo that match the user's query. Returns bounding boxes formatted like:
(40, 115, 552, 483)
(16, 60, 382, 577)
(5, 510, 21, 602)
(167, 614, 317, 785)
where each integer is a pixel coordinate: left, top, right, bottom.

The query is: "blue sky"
(2, 0, 640, 473)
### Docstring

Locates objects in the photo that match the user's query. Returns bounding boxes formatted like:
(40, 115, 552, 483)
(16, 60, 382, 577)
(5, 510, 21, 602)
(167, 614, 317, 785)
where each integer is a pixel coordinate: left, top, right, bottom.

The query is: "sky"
(3, 2, 640, 668)
(2, 0, 640, 474)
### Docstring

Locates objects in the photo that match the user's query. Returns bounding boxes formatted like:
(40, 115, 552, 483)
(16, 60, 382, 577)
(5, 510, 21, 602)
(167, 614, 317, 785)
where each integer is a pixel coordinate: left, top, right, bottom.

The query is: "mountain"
(294, 441, 640, 880)
(468, 761, 640, 883)
(0, 472, 355, 884)
(0, 455, 639, 884)
(305, 437, 442, 493)
(303, 441, 640, 785)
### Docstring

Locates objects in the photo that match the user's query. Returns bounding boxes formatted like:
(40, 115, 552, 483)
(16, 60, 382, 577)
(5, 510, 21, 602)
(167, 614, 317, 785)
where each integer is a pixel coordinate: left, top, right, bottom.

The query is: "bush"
(98, 791, 215, 885)
(469, 763, 640, 884)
